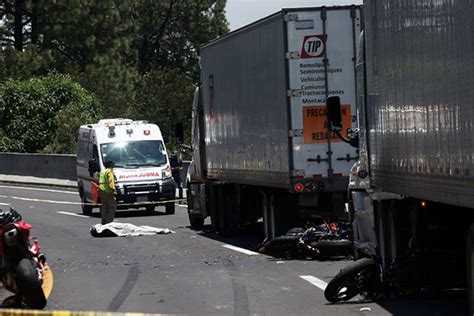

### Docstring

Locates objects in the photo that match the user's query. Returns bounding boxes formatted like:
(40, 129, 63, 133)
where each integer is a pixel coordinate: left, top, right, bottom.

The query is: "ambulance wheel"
(165, 202, 175, 214)
(81, 196, 93, 216)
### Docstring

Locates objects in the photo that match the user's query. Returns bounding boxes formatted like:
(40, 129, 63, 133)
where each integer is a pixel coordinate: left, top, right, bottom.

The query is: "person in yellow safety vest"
(98, 160, 117, 225)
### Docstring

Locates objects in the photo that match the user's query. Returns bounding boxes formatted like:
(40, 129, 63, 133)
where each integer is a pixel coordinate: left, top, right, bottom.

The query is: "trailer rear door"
(285, 6, 362, 191)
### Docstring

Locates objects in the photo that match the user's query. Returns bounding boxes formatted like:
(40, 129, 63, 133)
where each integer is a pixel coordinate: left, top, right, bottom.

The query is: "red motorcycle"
(0, 205, 47, 309)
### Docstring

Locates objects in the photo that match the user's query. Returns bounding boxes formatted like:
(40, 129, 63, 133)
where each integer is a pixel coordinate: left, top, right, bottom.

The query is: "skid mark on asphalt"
(224, 260, 250, 316)
(223, 244, 259, 256)
(107, 264, 140, 311)
(0, 184, 77, 195)
(300, 275, 328, 291)
(57, 211, 90, 218)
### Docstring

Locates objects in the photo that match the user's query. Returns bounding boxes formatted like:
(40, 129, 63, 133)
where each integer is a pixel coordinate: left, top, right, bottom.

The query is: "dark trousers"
(172, 172, 183, 199)
(99, 191, 116, 225)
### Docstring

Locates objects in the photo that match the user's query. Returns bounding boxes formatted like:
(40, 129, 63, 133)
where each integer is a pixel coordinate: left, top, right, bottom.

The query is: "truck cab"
(76, 119, 176, 215)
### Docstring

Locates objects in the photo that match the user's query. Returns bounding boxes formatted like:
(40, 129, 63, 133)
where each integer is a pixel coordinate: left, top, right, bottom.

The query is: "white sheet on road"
(91, 222, 175, 237)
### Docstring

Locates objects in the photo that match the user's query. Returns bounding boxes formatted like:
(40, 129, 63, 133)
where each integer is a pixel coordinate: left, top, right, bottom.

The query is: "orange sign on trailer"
(302, 104, 352, 144)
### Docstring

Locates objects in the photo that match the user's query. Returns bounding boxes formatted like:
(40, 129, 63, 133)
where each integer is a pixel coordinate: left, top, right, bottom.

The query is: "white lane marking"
(0, 185, 77, 195)
(222, 244, 259, 256)
(0, 194, 82, 205)
(300, 275, 328, 291)
(57, 211, 90, 218)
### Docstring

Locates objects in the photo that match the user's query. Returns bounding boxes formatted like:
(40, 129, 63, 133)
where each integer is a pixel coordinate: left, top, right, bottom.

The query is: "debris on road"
(90, 222, 175, 237)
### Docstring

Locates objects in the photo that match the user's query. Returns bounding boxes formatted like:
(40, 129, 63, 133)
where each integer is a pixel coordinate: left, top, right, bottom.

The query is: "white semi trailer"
(183, 6, 362, 238)
(324, 0, 474, 310)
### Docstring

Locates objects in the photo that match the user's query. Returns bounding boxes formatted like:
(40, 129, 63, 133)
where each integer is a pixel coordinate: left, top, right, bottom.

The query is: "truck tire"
(165, 202, 175, 214)
(467, 223, 474, 315)
(189, 213, 204, 229)
(324, 258, 376, 303)
(216, 186, 230, 236)
(208, 186, 219, 231)
(313, 239, 353, 257)
(81, 196, 93, 216)
(16, 258, 47, 309)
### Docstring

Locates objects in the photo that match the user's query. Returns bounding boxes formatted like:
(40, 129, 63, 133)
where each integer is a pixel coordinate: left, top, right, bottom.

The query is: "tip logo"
(301, 35, 326, 58)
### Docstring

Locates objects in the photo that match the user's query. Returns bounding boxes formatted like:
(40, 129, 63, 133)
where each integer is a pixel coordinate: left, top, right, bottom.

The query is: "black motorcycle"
(259, 222, 353, 260)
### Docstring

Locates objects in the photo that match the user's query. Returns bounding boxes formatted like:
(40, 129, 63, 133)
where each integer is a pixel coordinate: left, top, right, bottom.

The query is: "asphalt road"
(0, 183, 468, 315)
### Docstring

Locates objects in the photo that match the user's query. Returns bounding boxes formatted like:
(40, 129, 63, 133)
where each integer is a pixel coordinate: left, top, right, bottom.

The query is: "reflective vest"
(98, 168, 115, 193)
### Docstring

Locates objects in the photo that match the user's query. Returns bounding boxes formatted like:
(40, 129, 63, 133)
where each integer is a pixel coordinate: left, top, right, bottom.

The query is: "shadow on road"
(373, 294, 467, 316)
(326, 289, 467, 315)
(191, 223, 265, 254)
(89, 208, 170, 219)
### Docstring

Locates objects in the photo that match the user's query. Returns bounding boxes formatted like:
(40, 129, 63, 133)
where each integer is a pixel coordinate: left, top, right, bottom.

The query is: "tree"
(1, 0, 138, 115)
(0, 73, 100, 153)
(129, 67, 195, 147)
(134, 0, 228, 80)
(31, 0, 138, 115)
(0, 1, 230, 153)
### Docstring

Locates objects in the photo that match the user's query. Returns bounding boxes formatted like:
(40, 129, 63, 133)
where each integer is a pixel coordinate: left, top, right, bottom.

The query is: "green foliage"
(0, 73, 100, 154)
(0, 0, 230, 153)
(0, 46, 55, 81)
(134, 0, 229, 79)
(129, 67, 195, 147)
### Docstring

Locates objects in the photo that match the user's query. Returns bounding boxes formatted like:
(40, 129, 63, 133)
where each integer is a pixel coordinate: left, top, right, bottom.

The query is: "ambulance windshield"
(100, 140, 167, 168)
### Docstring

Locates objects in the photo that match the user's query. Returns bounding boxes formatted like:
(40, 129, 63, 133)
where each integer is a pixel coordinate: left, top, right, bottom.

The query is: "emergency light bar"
(108, 126, 116, 137)
(98, 119, 149, 127)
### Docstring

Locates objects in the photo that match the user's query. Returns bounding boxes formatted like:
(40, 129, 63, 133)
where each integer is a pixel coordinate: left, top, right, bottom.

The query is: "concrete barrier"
(0, 153, 190, 189)
(0, 153, 77, 180)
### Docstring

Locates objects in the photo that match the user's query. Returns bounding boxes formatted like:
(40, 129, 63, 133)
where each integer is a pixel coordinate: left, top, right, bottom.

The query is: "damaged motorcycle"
(258, 222, 353, 260)
(0, 205, 47, 309)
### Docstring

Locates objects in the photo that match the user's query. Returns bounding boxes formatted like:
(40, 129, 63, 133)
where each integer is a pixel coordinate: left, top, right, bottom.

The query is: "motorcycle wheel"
(324, 258, 376, 303)
(15, 258, 47, 309)
(313, 239, 353, 257)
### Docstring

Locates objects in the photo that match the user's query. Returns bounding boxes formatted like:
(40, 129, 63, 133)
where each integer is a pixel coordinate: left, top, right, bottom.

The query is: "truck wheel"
(324, 258, 376, 303)
(189, 213, 204, 229)
(145, 206, 155, 213)
(165, 202, 175, 214)
(208, 186, 219, 231)
(467, 223, 474, 315)
(81, 196, 93, 216)
(216, 185, 234, 236)
(16, 258, 47, 309)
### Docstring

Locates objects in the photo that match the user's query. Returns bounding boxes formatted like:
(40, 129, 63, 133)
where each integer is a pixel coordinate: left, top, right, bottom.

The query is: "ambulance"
(76, 119, 176, 215)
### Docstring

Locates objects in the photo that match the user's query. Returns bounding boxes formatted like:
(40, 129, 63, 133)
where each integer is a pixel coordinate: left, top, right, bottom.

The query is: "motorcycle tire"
(285, 227, 305, 236)
(15, 258, 47, 309)
(324, 258, 376, 303)
(262, 236, 300, 258)
(313, 239, 353, 257)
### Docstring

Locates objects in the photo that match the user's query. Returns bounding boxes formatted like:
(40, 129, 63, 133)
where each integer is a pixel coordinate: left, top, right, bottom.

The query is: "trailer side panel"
(365, 0, 474, 208)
